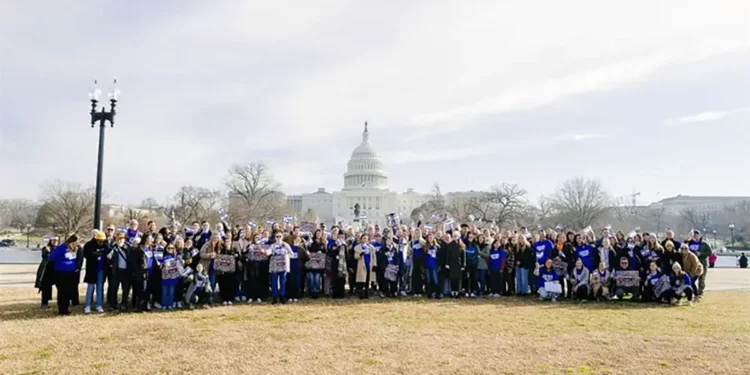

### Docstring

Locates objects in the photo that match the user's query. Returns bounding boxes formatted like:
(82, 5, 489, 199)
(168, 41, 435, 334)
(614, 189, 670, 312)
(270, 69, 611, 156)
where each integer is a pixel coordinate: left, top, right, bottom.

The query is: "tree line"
(1, 165, 748, 243)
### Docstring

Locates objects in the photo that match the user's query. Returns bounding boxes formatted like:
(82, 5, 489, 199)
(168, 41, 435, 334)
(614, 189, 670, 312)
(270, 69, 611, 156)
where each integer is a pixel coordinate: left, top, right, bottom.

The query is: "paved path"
(2, 263, 748, 290)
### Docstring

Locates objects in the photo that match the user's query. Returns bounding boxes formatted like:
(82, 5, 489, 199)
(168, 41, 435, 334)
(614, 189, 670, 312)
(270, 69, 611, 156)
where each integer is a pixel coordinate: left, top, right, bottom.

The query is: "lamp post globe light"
(728, 223, 735, 248)
(89, 79, 120, 230)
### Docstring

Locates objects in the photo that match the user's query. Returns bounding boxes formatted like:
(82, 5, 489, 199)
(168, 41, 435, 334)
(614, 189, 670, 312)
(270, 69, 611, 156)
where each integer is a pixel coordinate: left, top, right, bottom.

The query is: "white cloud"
(664, 107, 750, 125)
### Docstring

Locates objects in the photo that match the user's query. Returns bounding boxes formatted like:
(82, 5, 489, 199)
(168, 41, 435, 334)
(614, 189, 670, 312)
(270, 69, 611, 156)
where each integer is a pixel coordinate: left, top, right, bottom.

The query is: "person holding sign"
(382, 234, 403, 297)
(611, 258, 640, 301)
(160, 245, 179, 310)
(354, 234, 378, 299)
(269, 233, 294, 304)
(216, 238, 238, 305)
(535, 258, 560, 302)
(306, 230, 327, 299)
(641, 261, 662, 302)
(49, 234, 81, 315)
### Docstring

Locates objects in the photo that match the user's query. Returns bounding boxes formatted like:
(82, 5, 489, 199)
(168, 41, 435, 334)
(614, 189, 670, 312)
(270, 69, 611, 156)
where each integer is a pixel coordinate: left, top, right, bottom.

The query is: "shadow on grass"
(0, 294, 673, 322)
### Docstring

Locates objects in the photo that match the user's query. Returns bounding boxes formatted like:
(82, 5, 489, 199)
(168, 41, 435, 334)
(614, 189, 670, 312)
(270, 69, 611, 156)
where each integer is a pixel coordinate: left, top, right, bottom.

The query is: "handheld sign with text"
(385, 264, 399, 282)
(161, 259, 180, 280)
(613, 270, 640, 288)
(214, 254, 236, 273)
(305, 252, 326, 270)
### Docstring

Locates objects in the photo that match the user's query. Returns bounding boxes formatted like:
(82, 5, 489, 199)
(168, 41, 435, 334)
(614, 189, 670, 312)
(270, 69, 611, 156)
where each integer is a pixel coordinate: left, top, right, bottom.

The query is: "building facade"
(287, 123, 433, 226)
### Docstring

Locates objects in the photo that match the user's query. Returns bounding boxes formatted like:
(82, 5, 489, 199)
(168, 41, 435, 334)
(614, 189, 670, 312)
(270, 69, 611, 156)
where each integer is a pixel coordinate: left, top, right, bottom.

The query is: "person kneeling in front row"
(535, 259, 560, 302)
(663, 263, 694, 306)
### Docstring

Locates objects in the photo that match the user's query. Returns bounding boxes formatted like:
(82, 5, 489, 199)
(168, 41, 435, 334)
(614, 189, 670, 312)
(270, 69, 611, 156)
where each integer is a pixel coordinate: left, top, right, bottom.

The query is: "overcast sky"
(1, 1, 748, 206)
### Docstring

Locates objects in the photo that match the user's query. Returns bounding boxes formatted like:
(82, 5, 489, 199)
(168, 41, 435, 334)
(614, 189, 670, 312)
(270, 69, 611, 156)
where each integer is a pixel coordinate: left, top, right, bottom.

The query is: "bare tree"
(0, 199, 39, 232)
(680, 208, 712, 232)
(467, 183, 527, 225)
(410, 183, 448, 223)
(165, 186, 222, 227)
(140, 197, 161, 211)
(35, 180, 96, 235)
(225, 162, 287, 222)
(549, 177, 610, 229)
(646, 206, 667, 237)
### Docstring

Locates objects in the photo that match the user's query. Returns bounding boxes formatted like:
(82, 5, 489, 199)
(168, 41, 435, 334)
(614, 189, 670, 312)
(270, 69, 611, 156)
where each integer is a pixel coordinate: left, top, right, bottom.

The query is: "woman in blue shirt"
(50, 234, 81, 315)
(488, 239, 505, 297)
(424, 233, 441, 299)
(534, 258, 560, 302)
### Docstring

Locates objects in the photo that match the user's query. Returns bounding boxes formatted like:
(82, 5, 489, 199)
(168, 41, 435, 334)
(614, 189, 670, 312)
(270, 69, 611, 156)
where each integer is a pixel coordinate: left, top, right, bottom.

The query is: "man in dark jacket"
(107, 233, 131, 311)
(83, 231, 108, 314)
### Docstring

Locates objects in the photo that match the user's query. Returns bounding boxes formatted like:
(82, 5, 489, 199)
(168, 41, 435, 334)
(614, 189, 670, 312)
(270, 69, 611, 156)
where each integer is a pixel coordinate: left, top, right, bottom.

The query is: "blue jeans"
(516, 267, 529, 294)
(85, 270, 105, 309)
(425, 268, 439, 295)
(209, 272, 217, 302)
(161, 284, 175, 308)
(271, 272, 287, 298)
(307, 272, 321, 295)
(477, 269, 487, 295)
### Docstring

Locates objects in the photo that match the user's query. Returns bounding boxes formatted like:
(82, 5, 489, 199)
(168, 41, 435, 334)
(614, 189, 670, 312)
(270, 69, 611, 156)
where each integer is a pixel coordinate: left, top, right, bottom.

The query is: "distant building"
(649, 195, 750, 215)
(286, 123, 483, 226)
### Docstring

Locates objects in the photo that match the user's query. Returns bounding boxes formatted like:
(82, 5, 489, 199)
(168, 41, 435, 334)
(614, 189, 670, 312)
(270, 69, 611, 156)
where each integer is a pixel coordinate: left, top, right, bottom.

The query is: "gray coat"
(477, 243, 491, 270)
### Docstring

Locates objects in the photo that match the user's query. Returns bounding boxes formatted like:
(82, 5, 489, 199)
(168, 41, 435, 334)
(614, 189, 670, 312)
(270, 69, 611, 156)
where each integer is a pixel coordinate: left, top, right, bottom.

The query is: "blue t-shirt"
(576, 244, 595, 271)
(646, 272, 660, 286)
(533, 240, 553, 266)
(537, 267, 559, 288)
(426, 245, 438, 269)
(51, 244, 77, 273)
(488, 249, 504, 271)
(687, 240, 701, 255)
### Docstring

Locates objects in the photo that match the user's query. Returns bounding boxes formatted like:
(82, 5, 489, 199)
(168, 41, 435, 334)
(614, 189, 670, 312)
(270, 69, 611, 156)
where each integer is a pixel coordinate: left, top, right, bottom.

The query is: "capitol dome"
(343, 122, 388, 191)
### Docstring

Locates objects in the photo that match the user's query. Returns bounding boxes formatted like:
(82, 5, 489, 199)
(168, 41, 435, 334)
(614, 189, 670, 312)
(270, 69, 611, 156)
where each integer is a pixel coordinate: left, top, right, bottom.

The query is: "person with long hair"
(307, 229, 327, 298)
(330, 230, 349, 299)
(269, 232, 294, 304)
(516, 235, 534, 295)
(503, 236, 516, 296)
(424, 233, 441, 299)
(354, 233, 378, 299)
(665, 263, 694, 306)
(36, 236, 59, 309)
(49, 234, 80, 315)
(476, 233, 490, 297)
(488, 239, 505, 297)
(445, 232, 466, 298)
(129, 235, 150, 311)
(463, 231, 480, 297)
(199, 233, 222, 304)
(216, 238, 236, 305)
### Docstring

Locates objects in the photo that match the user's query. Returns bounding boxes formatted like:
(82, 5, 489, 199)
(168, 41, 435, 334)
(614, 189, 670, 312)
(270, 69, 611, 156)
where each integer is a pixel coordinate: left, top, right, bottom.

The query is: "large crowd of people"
(34, 218, 714, 315)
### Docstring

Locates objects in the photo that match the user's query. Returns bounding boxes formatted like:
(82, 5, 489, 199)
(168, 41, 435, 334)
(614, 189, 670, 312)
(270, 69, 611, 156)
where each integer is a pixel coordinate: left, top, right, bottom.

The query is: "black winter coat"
(83, 240, 108, 284)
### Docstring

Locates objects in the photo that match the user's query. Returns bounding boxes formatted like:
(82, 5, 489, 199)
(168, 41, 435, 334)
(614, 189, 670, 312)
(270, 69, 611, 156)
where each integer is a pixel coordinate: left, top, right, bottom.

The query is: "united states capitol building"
(286, 123, 482, 226)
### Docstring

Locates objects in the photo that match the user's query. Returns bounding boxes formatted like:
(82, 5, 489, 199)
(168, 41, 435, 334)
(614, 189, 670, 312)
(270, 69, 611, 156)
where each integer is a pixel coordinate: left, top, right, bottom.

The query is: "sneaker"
(96, 306, 104, 314)
(234, 297, 240, 302)
(256, 298, 262, 303)
(552, 297, 558, 302)
(84, 306, 91, 314)
(293, 298, 298, 302)
(189, 304, 195, 310)
(227, 301, 233, 306)
(465, 293, 470, 298)
(154, 302, 162, 309)
(400, 291, 407, 297)
(222, 301, 228, 306)
(177, 302, 183, 309)
(689, 301, 694, 306)
(470, 293, 476, 298)
(241, 296, 247, 302)
(146, 303, 152, 310)
(272, 298, 278, 305)
(247, 299, 253, 304)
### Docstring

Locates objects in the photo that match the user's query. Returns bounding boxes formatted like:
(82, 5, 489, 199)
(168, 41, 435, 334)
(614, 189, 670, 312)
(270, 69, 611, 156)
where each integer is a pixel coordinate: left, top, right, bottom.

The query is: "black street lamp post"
(89, 80, 119, 230)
